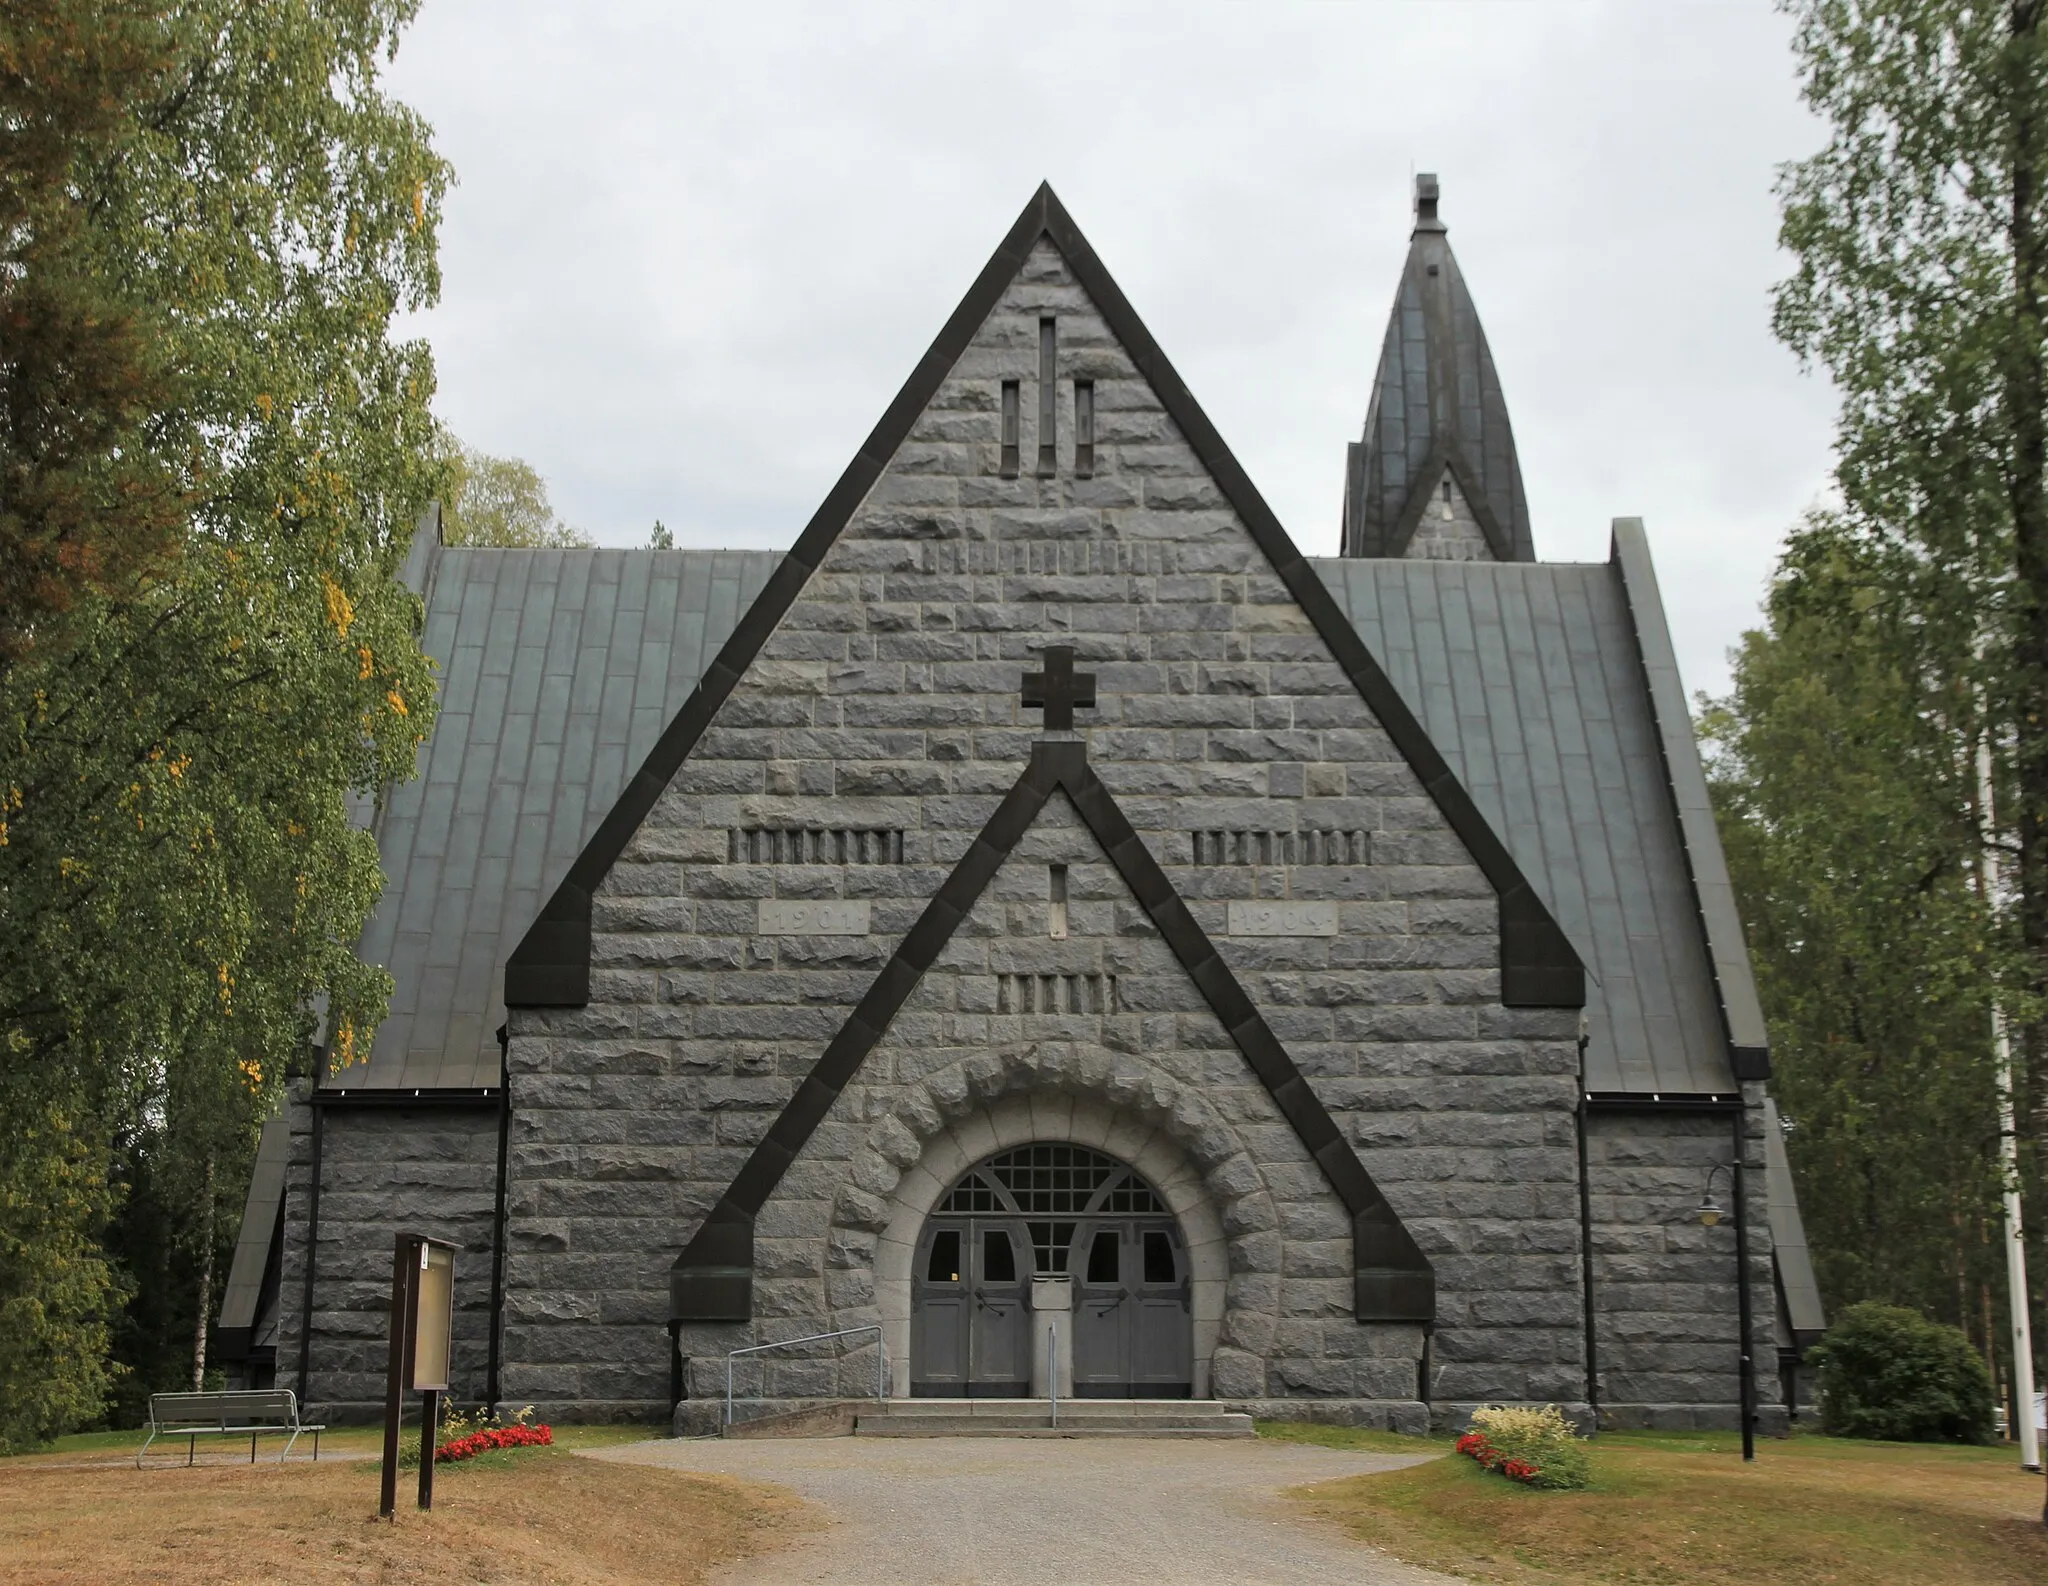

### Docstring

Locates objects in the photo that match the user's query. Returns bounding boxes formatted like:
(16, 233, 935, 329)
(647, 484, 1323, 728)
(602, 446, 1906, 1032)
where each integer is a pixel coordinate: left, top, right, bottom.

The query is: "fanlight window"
(937, 1144, 1165, 1218)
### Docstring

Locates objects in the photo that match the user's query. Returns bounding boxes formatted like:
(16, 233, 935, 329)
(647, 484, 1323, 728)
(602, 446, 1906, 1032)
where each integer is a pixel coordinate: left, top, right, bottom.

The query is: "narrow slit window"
(1440, 476, 1453, 519)
(1037, 317, 1057, 475)
(1000, 380, 1021, 477)
(1074, 381, 1095, 476)
(1049, 864, 1068, 939)
(927, 1228, 961, 1283)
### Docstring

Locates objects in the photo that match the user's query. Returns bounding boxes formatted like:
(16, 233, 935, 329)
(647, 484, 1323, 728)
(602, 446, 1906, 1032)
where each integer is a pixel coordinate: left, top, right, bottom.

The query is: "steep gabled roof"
(1319, 547, 1739, 1093)
(1319, 521, 1770, 1092)
(506, 182, 1582, 1013)
(335, 529, 778, 1090)
(1343, 175, 1533, 562)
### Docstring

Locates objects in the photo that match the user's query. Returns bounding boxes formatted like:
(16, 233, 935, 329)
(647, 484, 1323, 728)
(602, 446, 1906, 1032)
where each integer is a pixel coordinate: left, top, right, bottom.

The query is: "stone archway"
(825, 1043, 1287, 1400)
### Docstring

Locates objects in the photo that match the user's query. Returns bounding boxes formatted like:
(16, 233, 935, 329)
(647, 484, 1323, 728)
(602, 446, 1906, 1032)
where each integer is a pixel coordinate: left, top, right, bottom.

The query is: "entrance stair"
(852, 1398, 1252, 1439)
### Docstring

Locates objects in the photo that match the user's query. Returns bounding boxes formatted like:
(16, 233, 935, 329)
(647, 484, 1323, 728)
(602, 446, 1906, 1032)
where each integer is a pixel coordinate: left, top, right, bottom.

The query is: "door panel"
(911, 1223, 969, 1395)
(1131, 1225, 1192, 1396)
(1072, 1224, 1127, 1395)
(968, 1223, 1029, 1396)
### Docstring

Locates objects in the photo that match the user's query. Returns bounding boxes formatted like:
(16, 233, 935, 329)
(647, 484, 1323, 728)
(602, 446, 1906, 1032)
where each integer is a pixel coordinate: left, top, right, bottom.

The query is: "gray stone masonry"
(1586, 1101, 1785, 1432)
(502, 237, 1586, 1421)
(1405, 471, 1495, 561)
(274, 1085, 501, 1421)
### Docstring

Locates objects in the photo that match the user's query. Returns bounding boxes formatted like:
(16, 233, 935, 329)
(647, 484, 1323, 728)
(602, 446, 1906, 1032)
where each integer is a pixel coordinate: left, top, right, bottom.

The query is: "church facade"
(216, 180, 1825, 1433)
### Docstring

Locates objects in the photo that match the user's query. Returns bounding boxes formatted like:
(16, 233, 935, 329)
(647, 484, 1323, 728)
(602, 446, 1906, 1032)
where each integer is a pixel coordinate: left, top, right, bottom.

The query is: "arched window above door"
(936, 1144, 1166, 1218)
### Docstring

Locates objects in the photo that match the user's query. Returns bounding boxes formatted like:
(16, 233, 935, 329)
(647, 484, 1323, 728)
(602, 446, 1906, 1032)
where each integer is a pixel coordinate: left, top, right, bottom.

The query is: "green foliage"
(1701, 525, 2014, 1326)
(438, 435, 592, 548)
(0, 1079, 119, 1452)
(0, 2, 190, 657)
(1811, 1301, 1996, 1442)
(649, 519, 673, 550)
(1465, 1405, 1591, 1490)
(1718, 0, 2048, 1373)
(0, 0, 448, 1442)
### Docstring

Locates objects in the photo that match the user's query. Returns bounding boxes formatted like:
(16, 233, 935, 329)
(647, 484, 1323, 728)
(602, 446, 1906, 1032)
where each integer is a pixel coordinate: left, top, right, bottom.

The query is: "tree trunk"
(190, 1153, 214, 1392)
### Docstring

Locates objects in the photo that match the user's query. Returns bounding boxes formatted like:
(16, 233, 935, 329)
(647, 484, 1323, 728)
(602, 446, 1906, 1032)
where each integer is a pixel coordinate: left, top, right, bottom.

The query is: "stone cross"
(1021, 646, 1096, 731)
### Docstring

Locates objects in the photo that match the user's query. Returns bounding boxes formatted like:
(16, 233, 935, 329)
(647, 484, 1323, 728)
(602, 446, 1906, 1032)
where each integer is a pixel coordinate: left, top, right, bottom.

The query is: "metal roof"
(1316, 549, 1737, 1092)
(331, 534, 779, 1090)
(1342, 175, 1533, 562)
(1764, 1096, 1828, 1341)
(214, 1114, 288, 1354)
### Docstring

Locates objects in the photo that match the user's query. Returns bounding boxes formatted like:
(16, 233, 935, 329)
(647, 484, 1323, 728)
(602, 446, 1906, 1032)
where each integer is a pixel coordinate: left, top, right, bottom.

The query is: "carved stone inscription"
(1226, 900, 1340, 937)
(757, 899, 872, 935)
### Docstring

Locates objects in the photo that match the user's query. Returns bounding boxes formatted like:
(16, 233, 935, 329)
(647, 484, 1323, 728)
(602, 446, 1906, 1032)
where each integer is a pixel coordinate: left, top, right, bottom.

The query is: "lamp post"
(1697, 1160, 1756, 1463)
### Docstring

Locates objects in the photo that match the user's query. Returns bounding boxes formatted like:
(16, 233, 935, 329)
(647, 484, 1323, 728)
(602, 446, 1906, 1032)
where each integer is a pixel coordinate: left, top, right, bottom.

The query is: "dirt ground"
(0, 1434, 813, 1586)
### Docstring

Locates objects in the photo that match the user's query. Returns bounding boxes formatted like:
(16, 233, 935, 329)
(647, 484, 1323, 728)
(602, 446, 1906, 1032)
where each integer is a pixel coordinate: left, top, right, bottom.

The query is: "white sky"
(387, 0, 1837, 700)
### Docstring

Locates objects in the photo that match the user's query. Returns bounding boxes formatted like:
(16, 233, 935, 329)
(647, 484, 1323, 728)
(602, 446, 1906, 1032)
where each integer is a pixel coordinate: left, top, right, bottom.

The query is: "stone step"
(853, 1400, 1253, 1439)
(855, 1419, 1253, 1439)
(866, 1398, 1237, 1418)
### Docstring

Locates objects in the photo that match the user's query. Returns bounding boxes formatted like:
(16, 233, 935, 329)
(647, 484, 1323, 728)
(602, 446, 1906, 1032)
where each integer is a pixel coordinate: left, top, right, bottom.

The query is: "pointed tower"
(1342, 175, 1533, 561)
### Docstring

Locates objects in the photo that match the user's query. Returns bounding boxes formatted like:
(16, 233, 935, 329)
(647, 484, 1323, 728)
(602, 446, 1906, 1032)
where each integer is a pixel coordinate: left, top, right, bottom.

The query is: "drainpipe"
(486, 1026, 511, 1411)
(1733, 1109, 1756, 1462)
(295, 1096, 325, 1405)
(1576, 1023, 1599, 1425)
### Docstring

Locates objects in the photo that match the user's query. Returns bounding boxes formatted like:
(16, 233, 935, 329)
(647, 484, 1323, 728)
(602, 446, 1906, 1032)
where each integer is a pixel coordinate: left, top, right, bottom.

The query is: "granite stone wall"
(273, 1087, 502, 1420)
(500, 237, 1586, 1422)
(1404, 472, 1496, 561)
(1585, 1098, 1784, 1431)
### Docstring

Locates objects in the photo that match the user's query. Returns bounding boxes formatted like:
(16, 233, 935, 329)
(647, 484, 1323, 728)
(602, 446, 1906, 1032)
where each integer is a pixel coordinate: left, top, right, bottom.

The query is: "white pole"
(1977, 727, 2040, 1471)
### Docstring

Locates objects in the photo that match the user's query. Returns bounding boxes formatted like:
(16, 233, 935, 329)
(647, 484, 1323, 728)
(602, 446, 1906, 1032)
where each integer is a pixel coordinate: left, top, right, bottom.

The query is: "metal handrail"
(1047, 1324, 1058, 1429)
(725, 1325, 887, 1427)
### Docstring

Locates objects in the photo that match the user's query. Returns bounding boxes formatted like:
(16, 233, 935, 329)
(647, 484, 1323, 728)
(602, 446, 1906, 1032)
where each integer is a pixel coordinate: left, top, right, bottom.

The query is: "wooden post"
(417, 1389, 440, 1511)
(379, 1235, 416, 1520)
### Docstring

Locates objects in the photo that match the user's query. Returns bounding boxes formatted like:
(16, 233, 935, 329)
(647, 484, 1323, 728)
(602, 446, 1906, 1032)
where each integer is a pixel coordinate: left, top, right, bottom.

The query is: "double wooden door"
(910, 1214, 1191, 1398)
(910, 1219, 1030, 1397)
(1071, 1218, 1192, 1398)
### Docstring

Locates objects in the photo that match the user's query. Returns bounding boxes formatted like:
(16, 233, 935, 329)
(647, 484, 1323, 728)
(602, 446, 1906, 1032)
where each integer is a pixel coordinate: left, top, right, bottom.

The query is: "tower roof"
(1343, 175, 1533, 561)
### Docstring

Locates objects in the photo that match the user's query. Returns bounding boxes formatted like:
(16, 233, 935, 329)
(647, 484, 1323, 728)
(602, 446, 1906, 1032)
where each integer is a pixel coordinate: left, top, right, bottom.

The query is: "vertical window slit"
(1001, 380, 1021, 477)
(1075, 380, 1095, 476)
(1049, 863, 1068, 939)
(1037, 317, 1057, 476)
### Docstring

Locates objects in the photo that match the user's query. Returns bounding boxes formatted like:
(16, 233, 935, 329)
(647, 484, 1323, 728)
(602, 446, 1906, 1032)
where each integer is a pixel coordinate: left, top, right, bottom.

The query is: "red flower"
(435, 1422, 555, 1463)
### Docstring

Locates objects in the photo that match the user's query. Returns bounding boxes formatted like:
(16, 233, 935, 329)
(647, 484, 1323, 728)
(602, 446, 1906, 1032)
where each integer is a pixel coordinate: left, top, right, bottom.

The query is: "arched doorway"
(911, 1143, 1192, 1398)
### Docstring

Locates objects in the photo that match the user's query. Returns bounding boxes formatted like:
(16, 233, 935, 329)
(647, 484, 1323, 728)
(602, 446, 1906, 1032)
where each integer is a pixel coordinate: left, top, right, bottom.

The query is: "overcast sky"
(387, 0, 1837, 700)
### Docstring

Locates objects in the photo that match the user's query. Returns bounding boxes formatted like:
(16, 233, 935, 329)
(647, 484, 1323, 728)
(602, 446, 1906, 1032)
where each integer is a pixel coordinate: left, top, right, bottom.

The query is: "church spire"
(1342, 175, 1533, 561)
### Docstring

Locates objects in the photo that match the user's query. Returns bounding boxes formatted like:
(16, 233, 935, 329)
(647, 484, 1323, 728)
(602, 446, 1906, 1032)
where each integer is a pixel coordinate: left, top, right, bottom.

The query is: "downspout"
(1733, 1109, 1757, 1462)
(294, 1095, 325, 1405)
(486, 1025, 511, 1411)
(1575, 1020, 1599, 1425)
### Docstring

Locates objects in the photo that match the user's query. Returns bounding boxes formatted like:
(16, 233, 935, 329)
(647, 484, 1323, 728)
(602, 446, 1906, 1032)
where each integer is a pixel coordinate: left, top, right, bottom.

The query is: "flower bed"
(434, 1423, 553, 1463)
(1455, 1406, 1591, 1491)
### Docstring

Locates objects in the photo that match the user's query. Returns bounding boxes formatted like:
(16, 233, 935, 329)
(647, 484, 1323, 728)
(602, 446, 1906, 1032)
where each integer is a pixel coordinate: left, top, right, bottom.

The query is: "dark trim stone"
(668, 739, 1435, 1326)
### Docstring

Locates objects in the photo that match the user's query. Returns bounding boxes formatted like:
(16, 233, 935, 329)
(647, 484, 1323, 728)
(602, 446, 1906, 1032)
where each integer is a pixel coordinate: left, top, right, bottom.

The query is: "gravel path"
(585, 1436, 1457, 1585)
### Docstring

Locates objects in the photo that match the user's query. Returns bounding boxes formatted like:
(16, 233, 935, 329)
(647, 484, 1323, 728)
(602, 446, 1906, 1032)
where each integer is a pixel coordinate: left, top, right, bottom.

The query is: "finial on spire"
(1413, 173, 1445, 235)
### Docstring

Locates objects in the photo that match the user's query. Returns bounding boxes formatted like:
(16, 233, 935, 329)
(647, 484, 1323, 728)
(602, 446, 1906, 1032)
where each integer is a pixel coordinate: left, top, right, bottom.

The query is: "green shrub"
(1465, 1404, 1592, 1490)
(1810, 1302, 1993, 1442)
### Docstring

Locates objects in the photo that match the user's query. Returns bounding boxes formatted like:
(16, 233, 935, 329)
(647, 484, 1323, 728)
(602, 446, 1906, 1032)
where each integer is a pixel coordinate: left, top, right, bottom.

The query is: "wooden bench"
(138, 1389, 324, 1466)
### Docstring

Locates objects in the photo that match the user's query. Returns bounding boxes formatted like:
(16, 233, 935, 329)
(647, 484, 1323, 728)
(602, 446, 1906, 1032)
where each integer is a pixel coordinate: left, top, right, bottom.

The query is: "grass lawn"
(0, 1425, 811, 1584)
(1263, 1421, 2048, 1585)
